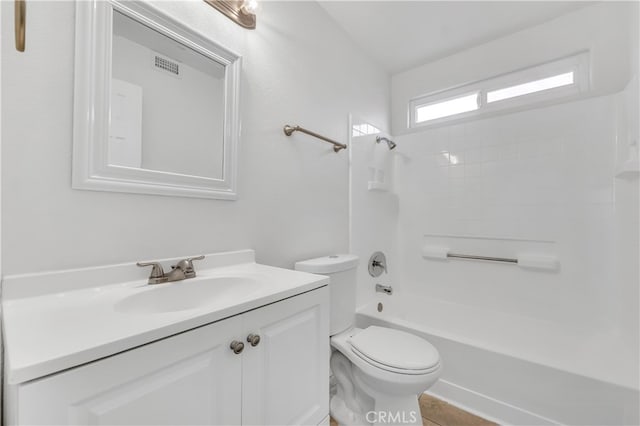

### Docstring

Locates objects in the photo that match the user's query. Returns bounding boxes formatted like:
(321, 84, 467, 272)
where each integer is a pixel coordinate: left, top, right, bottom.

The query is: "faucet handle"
(372, 259, 387, 272)
(136, 262, 168, 284)
(186, 255, 205, 264)
(368, 252, 389, 277)
(174, 255, 205, 278)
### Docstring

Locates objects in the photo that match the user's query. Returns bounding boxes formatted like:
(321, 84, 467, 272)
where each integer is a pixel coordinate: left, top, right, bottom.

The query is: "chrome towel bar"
(447, 252, 518, 264)
(283, 125, 347, 153)
(422, 246, 559, 270)
(447, 252, 561, 270)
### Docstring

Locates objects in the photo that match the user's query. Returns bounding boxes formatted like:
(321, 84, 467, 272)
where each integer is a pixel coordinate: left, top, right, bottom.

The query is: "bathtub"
(356, 297, 639, 425)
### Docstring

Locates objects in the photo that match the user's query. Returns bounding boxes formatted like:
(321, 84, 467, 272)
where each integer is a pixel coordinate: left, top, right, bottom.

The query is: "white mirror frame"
(73, 0, 240, 200)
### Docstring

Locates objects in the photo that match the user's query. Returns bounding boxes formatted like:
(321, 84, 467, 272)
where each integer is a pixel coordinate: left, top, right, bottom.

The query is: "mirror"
(110, 11, 227, 179)
(73, 1, 240, 199)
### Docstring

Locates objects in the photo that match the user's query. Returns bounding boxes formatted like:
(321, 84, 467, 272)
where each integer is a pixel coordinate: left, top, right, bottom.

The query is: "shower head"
(376, 136, 397, 150)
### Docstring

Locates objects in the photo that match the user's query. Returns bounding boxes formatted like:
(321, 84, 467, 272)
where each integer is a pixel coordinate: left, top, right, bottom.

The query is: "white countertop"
(2, 250, 328, 384)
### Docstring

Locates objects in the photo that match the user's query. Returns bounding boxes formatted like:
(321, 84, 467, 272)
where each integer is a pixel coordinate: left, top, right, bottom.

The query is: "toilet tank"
(295, 255, 359, 336)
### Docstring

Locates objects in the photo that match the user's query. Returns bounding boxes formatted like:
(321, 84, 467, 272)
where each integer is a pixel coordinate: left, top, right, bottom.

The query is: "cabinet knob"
(247, 334, 261, 347)
(230, 340, 244, 354)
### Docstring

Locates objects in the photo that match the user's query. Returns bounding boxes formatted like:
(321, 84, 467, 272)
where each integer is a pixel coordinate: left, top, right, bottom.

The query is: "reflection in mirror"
(110, 11, 226, 179)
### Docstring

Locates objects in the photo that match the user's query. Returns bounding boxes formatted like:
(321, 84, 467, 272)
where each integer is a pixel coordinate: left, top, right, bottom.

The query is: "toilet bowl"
(295, 255, 442, 426)
(331, 327, 441, 425)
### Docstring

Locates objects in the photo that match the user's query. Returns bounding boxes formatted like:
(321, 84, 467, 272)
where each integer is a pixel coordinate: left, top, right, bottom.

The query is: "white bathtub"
(356, 297, 639, 425)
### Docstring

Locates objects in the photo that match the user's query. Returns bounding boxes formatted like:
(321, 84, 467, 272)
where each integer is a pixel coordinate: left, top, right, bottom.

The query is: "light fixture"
(240, 0, 258, 15)
(204, 0, 257, 29)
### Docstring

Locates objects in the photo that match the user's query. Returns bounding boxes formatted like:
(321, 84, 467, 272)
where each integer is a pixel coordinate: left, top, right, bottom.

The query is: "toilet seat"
(351, 346, 440, 375)
(349, 326, 440, 375)
(331, 326, 441, 400)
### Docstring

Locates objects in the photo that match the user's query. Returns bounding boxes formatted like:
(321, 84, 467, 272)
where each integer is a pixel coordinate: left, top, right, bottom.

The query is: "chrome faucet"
(137, 255, 205, 285)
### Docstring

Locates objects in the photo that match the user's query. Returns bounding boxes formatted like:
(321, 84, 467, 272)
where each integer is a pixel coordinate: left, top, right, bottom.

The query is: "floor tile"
(330, 394, 497, 426)
(419, 394, 497, 426)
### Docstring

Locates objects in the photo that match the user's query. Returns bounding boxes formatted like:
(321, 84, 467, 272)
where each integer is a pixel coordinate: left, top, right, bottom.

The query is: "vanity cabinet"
(242, 290, 330, 425)
(9, 288, 329, 425)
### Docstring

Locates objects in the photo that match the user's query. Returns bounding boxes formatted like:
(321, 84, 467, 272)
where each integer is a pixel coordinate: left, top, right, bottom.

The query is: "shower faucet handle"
(371, 259, 387, 272)
(368, 252, 388, 277)
(372, 259, 386, 272)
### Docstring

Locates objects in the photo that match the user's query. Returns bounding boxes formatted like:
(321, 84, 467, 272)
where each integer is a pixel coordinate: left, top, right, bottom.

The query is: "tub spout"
(376, 284, 393, 295)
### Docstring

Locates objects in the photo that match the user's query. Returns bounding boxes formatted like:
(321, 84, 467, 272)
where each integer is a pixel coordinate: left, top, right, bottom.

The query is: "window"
(415, 92, 479, 123)
(409, 52, 589, 128)
(486, 72, 574, 103)
(352, 123, 380, 137)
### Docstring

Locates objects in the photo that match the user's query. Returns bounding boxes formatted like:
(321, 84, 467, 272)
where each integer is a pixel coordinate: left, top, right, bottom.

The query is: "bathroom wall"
(394, 94, 625, 329)
(613, 75, 639, 350)
(612, 1, 640, 342)
(0, 3, 3, 421)
(391, 2, 635, 136)
(382, 0, 638, 329)
(0, 1, 389, 275)
(348, 118, 398, 308)
(111, 35, 225, 177)
(383, 0, 638, 386)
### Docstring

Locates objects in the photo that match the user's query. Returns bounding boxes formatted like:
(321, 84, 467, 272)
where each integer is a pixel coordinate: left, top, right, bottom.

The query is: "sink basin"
(115, 276, 262, 314)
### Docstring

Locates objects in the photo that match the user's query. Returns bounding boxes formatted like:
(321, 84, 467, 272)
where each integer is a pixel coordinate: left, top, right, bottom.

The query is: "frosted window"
(408, 52, 588, 129)
(487, 72, 574, 103)
(415, 93, 479, 123)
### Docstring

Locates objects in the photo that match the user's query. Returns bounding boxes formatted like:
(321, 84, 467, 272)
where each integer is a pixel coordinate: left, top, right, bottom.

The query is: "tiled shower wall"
(393, 93, 631, 332)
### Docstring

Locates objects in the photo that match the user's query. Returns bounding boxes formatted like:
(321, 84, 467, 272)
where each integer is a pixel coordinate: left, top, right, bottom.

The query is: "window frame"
(411, 91, 480, 127)
(408, 51, 590, 129)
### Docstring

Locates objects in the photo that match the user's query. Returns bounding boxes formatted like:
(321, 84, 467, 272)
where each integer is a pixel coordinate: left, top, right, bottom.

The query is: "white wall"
(615, 83, 639, 339)
(391, 2, 635, 135)
(0, 1, 3, 421)
(111, 35, 225, 178)
(394, 94, 623, 329)
(348, 118, 398, 309)
(382, 0, 638, 328)
(0, 1, 389, 275)
(380, 0, 638, 389)
(612, 7, 639, 339)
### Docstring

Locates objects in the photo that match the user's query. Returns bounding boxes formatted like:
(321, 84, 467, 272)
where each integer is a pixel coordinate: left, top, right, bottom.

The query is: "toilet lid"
(349, 326, 439, 371)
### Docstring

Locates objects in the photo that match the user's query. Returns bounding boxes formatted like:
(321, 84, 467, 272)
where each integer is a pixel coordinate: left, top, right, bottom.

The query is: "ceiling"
(318, 1, 593, 74)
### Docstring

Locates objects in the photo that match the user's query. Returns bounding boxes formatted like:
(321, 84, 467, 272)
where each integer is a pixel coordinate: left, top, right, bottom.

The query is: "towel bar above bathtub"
(421, 246, 560, 271)
(447, 252, 517, 264)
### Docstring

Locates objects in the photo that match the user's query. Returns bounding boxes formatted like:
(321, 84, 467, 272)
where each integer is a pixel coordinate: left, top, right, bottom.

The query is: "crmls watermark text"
(365, 410, 418, 424)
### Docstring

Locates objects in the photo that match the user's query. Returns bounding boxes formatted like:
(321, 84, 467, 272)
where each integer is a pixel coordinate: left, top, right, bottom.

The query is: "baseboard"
(426, 379, 562, 426)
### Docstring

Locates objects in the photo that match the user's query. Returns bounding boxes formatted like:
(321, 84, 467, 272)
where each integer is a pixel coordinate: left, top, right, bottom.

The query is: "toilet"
(295, 255, 441, 426)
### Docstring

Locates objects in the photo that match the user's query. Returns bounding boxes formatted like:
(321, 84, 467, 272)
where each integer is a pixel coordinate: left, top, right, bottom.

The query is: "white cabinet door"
(241, 288, 330, 425)
(15, 316, 243, 425)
